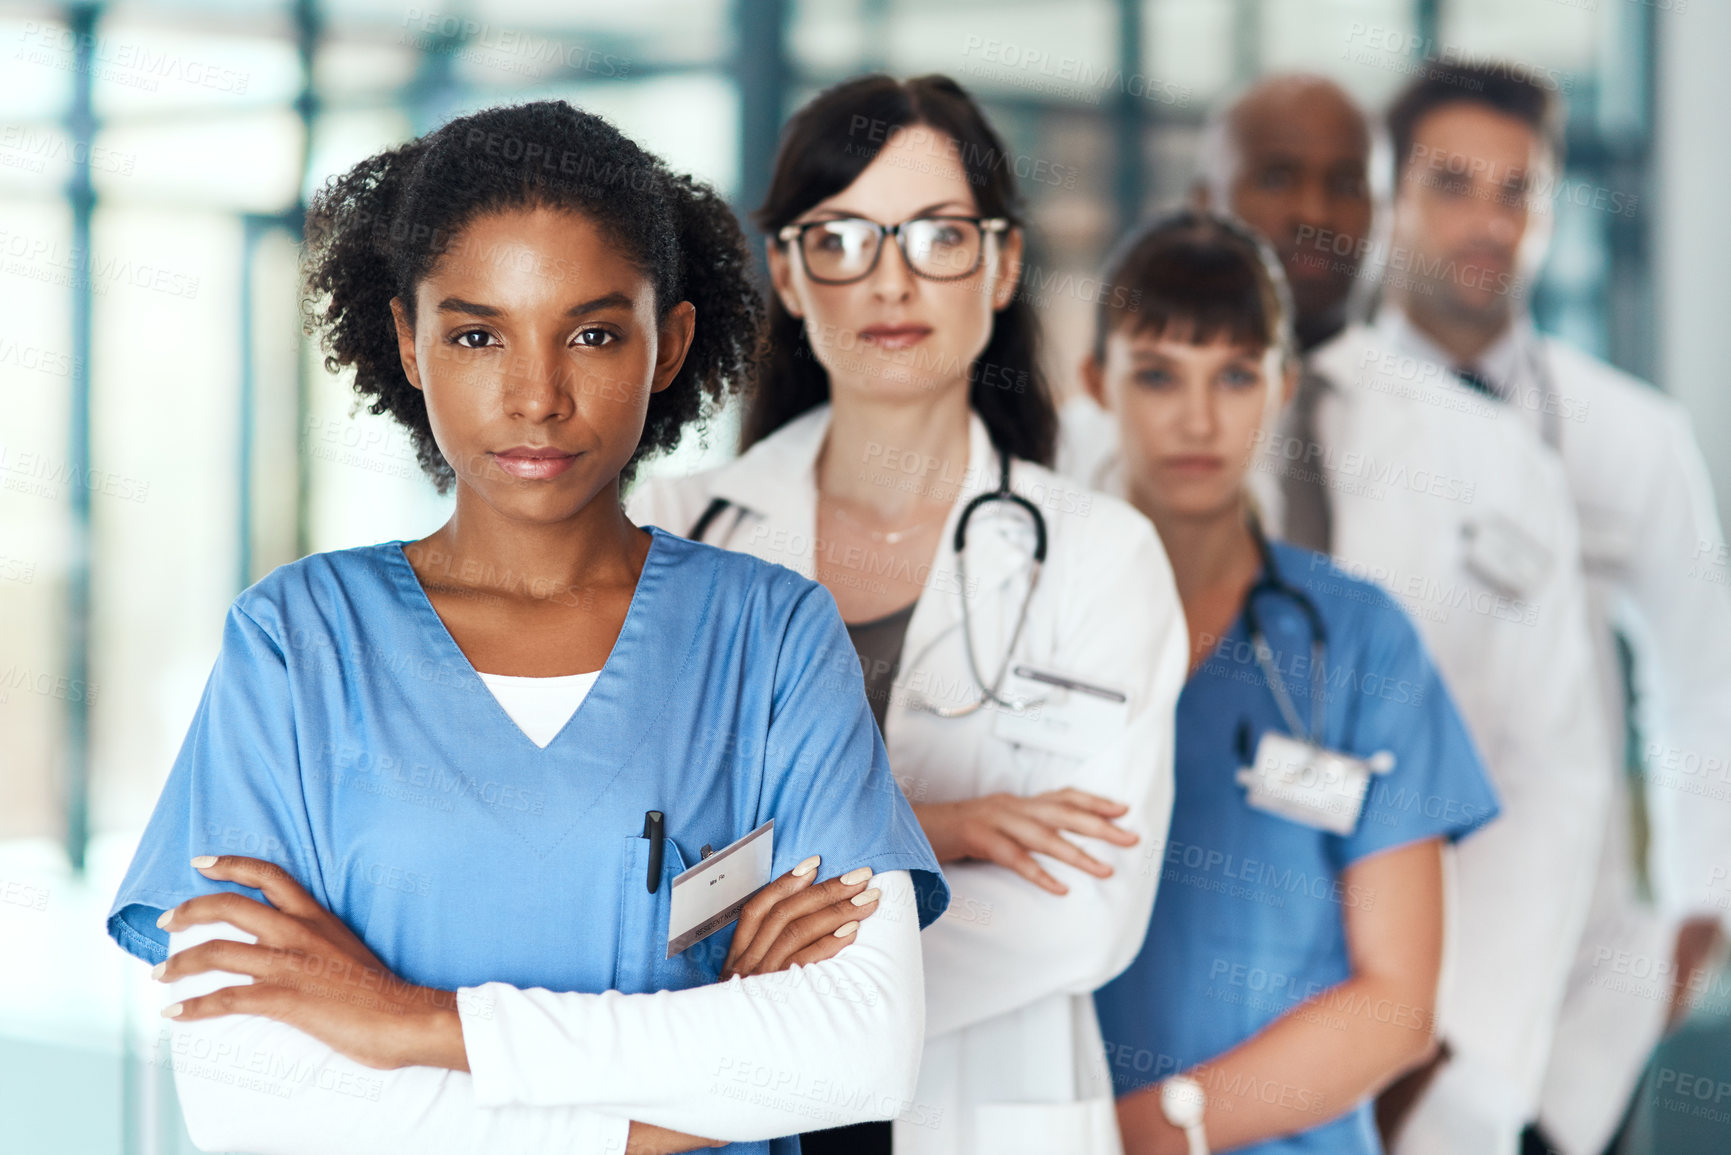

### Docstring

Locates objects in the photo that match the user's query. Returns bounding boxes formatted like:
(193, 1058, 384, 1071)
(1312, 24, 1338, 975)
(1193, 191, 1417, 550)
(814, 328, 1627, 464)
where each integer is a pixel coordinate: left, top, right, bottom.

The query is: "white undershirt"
(474, 670, 600, 748)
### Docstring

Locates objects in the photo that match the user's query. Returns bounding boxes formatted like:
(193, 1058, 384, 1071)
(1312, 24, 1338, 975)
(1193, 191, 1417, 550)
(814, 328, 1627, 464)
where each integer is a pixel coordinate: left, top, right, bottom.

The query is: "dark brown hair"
(1385, 62, 1564, 179)
(1092, 209, 1295, 364)
(745, 73, 1056, 466)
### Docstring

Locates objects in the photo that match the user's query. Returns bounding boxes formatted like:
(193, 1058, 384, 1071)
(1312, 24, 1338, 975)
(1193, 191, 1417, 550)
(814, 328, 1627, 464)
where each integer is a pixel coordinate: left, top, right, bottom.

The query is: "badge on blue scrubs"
(667, 819, 775, 957)
(1237, 733, 1395, 836)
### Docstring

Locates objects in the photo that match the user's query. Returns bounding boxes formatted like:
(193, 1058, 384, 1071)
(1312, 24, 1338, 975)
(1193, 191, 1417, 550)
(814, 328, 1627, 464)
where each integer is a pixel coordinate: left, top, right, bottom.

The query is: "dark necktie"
(1277, 367, 1333, 554)
(1454, 364, 1499, 398)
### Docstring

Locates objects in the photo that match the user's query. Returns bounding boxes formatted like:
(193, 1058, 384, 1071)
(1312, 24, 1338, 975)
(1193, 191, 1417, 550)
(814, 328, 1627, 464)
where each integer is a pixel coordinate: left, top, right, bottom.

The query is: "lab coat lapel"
(697, 405, 1033, 797)
(1313, 325, 1429, 566)
(706, 406, 830, 578)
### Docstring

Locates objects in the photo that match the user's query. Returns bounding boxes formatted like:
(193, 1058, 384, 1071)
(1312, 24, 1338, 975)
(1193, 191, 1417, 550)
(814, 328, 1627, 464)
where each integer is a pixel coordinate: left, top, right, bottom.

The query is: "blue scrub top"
(107, 526, 949, 1154)
(1093, 541, 1499, 1155)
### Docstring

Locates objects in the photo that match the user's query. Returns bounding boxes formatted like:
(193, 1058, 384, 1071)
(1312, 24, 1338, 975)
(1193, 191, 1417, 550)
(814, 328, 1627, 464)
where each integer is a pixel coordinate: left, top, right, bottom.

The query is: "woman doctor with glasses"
(629, 74, 1189, 1155)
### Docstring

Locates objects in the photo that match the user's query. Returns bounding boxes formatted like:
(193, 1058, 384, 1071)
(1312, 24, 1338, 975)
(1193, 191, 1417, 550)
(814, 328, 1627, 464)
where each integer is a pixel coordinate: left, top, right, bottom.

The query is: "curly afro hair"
(300, 99, 764, 493)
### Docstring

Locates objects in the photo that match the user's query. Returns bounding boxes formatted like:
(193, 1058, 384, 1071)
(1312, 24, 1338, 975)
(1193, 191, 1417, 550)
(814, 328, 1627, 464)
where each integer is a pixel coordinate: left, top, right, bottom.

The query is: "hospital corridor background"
(2, 0, 1731, 1152)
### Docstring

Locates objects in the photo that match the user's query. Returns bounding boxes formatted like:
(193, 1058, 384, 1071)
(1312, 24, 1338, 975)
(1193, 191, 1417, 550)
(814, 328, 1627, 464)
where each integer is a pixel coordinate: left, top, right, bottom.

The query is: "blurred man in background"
(1374, 62, 1731, 1155)
(1195, 74, 1613, 1155)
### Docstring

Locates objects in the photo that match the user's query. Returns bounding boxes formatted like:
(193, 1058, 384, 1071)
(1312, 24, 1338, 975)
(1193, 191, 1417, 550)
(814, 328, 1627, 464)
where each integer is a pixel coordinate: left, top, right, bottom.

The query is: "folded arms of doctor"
(919, 523, 1189, 1040)
(459, 868, 923, 1136)
(160, 870, 922, 1150)
(161, 920, 637, 1155)
(916, 708, 1176, 1040)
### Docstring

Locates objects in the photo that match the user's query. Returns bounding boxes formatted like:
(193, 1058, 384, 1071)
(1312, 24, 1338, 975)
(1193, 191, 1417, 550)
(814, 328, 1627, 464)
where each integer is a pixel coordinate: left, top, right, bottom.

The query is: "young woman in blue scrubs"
(103, 100, 948, 1154)
(1077, 211, 1500, 1155)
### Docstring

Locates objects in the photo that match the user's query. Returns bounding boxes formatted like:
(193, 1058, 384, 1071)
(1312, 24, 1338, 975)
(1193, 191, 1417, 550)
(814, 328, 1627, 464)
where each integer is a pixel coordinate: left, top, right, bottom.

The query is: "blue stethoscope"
(1241, 515, 1329, 747)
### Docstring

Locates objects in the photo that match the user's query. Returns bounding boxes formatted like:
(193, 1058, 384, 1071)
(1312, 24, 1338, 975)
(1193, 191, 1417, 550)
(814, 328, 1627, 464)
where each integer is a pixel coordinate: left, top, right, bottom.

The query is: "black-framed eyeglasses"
(776, 215, 1010, 285)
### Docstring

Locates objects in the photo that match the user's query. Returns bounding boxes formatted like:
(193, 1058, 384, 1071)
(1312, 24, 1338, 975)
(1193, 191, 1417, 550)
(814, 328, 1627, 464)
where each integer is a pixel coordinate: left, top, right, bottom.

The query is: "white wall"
(1656, 0, 1731, 518)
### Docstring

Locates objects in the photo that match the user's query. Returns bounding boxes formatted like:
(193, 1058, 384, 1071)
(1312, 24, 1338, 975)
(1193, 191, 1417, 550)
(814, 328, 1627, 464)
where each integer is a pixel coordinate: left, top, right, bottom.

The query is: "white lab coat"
(628, 403, 1189, 1155)
(1375, 311, 1731, 1155)
(1058, 321, 1612, 1155)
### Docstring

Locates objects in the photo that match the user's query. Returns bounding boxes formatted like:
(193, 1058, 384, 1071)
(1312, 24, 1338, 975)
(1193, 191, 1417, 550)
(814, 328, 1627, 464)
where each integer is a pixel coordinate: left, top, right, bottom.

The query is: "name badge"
(1462, 513, 1551, 598)
(1235, 732, 1394, 836)
(991, 665, 1130, 759)
(667, 819, 774, 958)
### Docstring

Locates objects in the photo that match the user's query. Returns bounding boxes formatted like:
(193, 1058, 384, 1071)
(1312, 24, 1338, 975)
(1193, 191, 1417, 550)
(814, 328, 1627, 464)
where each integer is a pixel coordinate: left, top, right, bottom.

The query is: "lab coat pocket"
(615, 835, 726, 995)
(971, 1098, 1120, 1155)
(1461, 511, 1552, 598)
(990, 666, 1131, 763)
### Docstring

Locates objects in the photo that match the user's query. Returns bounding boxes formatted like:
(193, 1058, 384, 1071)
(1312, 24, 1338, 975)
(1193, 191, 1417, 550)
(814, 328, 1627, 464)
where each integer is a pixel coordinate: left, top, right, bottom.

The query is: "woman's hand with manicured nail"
(914, 788, 1136, 894)
(720, 860, 882, 980)
(153, 855, 468, 1072)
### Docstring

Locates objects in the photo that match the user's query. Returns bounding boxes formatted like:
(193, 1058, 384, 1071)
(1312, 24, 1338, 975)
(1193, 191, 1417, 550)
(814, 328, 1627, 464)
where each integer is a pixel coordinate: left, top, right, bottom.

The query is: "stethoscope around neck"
(905, 446, 1049, 718)
(1242, 515, 1329, 746)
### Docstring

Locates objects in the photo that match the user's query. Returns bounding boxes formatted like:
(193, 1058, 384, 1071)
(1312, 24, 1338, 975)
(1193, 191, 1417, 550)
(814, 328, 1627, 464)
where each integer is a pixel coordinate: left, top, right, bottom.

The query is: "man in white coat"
(1059, 74, 1613, 1155)
(1369, 61, 1731, 1155)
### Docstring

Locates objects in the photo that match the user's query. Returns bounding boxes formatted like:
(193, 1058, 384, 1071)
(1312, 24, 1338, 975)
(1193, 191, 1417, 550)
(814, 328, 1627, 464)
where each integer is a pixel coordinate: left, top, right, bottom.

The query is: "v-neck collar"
(385, 527, 667, 753)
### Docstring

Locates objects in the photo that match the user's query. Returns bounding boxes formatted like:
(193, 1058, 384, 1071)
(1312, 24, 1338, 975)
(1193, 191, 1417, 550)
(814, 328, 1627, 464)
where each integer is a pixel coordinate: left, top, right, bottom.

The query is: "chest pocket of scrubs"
(615, 835, 729, 995)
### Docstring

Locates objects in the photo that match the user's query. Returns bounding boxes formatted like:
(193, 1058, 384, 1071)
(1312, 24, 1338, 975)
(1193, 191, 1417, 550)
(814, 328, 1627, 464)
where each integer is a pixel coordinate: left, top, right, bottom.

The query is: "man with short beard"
(1369, 63, 1731, 1155)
